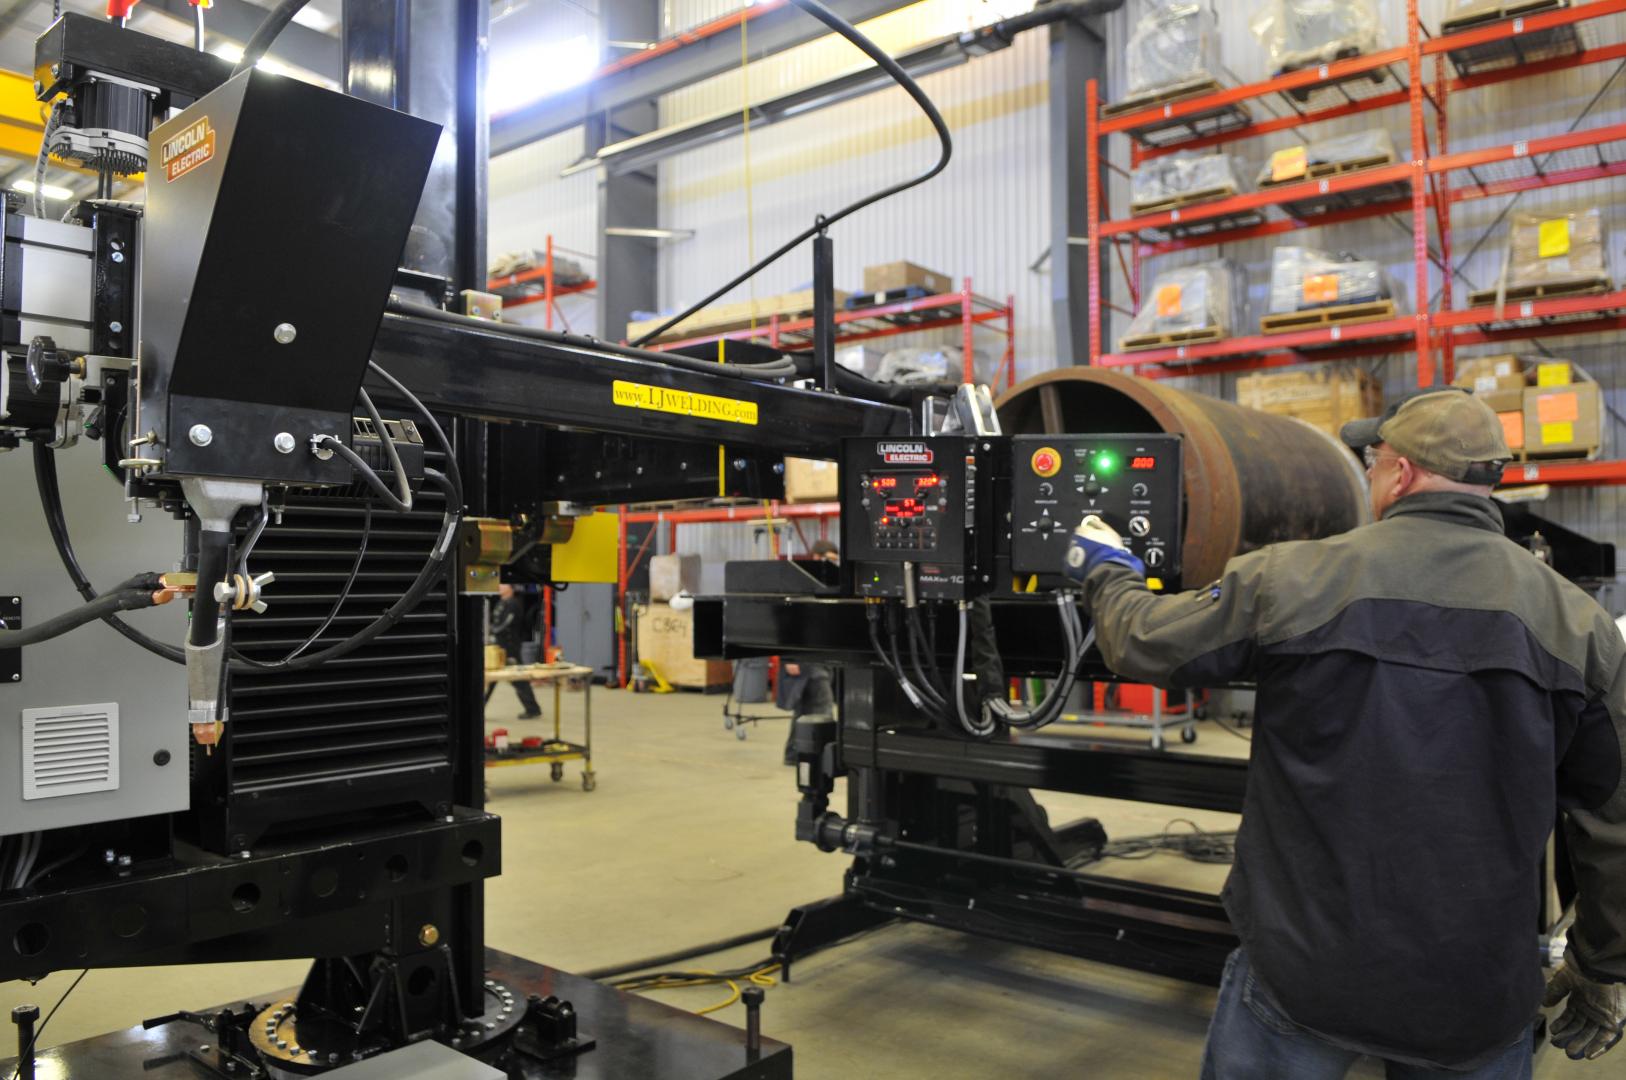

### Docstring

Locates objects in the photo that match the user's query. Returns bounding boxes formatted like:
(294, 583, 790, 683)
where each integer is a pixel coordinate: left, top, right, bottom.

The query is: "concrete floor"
(2, 686, 1612, 1077)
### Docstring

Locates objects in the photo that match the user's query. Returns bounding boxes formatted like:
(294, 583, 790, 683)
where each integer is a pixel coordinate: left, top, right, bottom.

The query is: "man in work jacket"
(1065, 388, 1625, 1078)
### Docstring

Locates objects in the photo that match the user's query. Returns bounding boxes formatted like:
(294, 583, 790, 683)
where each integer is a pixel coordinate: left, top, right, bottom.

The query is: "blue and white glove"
(1064, 515, 1145, 582)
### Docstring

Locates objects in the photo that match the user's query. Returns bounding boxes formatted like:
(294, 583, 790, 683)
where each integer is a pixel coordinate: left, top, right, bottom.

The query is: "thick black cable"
(32, 443, 186, 664)
(581, 926, 781, 981)
(365, 359, 464, 506)
(358, 386, 411, 510)
(0, 585, 160, 649)
(631, 0, 953, 346)
(229, 0, 311, 75)
(385, 302, 797, 380)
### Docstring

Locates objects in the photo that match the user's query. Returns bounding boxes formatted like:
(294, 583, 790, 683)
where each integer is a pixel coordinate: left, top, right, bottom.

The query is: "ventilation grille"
(22, 704, 119, 799)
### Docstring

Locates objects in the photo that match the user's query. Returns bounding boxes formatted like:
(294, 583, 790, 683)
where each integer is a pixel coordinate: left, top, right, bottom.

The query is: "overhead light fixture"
(209, 41, 300, 79)
(604, 227, 695, 241)
(606, 40, 656, 51)
(11, 179, 74, 201)
(488, 34, 597, 114)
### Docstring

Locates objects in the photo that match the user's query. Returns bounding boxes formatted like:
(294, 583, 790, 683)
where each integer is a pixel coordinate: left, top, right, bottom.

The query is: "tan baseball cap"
(1340, 388, 1511, 484)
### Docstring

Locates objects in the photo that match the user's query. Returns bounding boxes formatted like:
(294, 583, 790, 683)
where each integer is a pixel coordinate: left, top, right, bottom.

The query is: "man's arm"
(1077, 547, 1273, 689)
(1560, 653, 1626, 984)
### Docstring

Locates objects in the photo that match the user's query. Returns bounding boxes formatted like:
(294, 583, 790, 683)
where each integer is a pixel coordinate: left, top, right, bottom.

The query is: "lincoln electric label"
(611, 380, 758, 425)
(162, 117, 214, 182)
(877, 441, 933, 465)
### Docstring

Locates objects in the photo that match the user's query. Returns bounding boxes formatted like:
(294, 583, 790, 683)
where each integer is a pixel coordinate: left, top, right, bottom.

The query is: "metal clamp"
(215, 571, 275, 614)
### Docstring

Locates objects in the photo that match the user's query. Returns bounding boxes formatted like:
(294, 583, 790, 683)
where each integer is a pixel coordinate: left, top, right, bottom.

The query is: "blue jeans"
(1200, 949, 1533, 1079)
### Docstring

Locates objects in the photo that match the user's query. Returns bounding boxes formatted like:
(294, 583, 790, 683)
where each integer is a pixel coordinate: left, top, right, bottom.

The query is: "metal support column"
(595, 0, 661, 342)
(1050, 17, 1107, 364)
(813, 230, 836, 389)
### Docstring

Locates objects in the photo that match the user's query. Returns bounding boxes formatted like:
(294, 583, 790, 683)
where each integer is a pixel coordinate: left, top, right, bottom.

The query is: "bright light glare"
(488, 34, 596, 113)
(209, 41, 299, 78)
(11, 179, 74, 201)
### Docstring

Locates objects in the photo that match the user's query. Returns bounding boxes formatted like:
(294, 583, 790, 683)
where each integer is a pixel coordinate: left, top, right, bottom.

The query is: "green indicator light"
(1095, 451, 1119, 475)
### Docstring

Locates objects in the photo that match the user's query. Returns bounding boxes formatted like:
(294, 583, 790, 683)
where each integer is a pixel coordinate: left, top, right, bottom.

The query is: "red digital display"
(872, 476, 897, 489)
(884, 497, 927, 519)
(1130, 456, 1157, 470)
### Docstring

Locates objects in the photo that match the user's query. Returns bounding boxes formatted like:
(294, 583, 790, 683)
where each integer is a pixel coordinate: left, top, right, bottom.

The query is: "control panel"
(841, 436, 1006, 600)
(1010, 434, 1183, 588)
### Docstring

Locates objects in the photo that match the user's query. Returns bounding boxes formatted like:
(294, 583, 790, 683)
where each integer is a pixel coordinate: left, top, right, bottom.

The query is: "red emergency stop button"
(1031, 446, 1061, 478)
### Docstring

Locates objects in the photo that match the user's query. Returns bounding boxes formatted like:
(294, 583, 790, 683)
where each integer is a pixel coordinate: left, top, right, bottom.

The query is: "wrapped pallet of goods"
(1123, 1, 1221, 101)
(1131, 151, 1245, 215)
(1118, 259, 1242, 352)
(1251, 0, 1385, 84)
(1471, 207, 1611, 307)
(1256, 129, 1407, 217)
(1261, 246, 1397, 333)
(1521, 362, 1602, 461)
(1235, 366, 1383, 439)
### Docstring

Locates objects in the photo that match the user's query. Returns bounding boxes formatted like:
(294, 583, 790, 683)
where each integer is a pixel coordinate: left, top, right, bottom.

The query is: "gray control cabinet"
(1, 438, 189, 835)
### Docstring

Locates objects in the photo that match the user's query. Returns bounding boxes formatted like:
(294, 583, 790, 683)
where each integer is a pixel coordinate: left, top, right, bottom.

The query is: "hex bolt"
(110, 251, 124, 263)
(109, 321, 123, 333)
(273, 323, 297, 345)
(188, 424, 212, 447)
(741, 986, 764, 1054)
(418, 924, 440, 947)
(273, 432, 296, 455)
(13, 1003, 40, 1080)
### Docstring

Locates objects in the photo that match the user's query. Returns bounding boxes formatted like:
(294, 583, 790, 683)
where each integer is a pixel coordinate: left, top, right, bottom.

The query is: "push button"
(1031, 447, 1062, 478)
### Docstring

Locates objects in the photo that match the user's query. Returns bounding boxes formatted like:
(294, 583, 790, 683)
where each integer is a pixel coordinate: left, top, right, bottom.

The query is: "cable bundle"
(612, 958, 781, 1017)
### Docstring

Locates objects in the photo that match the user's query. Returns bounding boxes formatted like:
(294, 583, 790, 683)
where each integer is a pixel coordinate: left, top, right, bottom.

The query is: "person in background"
(781, 539, 840, 764)
(487, 583, 541, 720)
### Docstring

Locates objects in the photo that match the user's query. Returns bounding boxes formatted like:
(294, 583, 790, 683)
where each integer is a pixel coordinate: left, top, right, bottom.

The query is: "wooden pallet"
(1466, 276, 1613, 308)
(1260, 299, 1397, 335)
(1258, 153, 1393, 189)
(1118, 326, 1227, 353)
(1103, 77, 1223, 119)
(1130, 185, 1237, 217)
(1442, 0, 1565, 34)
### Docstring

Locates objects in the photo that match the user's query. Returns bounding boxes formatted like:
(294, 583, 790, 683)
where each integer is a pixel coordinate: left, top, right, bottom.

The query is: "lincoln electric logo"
(162, 117, 214, 182)
(878, 441, 933, 465)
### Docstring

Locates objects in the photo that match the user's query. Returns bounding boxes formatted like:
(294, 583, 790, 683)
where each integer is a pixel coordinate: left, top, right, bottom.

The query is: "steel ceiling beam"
(150, 0, 341, 79)
(491, 0, 912, 155)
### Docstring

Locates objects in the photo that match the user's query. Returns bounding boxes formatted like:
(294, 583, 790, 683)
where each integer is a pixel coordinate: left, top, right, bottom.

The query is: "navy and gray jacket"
(1079, 490, 1626, 1069)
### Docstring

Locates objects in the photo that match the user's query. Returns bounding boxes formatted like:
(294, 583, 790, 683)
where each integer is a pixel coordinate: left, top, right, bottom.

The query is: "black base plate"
(0, 948, 792, 1079)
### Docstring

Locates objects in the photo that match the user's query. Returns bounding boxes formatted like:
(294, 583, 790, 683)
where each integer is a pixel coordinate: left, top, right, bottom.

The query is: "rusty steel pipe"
(996, 369, 1369, 584)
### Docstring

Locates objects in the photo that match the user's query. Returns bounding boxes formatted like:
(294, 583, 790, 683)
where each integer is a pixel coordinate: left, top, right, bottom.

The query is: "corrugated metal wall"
(489, 127, 603, 333)
(655, 0, 1053, 380)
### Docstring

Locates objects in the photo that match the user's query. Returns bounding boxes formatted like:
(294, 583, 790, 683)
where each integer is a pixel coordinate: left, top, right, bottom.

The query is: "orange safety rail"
(1503, 460, 1626, 487)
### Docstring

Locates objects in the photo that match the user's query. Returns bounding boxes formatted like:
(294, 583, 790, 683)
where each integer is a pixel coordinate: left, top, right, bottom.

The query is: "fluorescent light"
(11, 179, 74, 201)
(211, 41, 243, 62)
(604, 227, 694, 240)
(488, 34, 597, 113)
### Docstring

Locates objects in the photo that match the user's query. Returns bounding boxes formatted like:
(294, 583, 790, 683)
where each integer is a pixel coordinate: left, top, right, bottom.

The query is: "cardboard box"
(1508, 208, 1606, 289)
(862, 261, 954, 297)
(1536, 361, 1572, 387)
(1235, 368, 1383, 438)
(636, 602, 732, 689)
(1522, 383, 1601, 457)
(1452, 355, 1528, 393)
(649, 553, 701, 602)
(784, 457, 839, 503)
(1477, 387, 1524, 415)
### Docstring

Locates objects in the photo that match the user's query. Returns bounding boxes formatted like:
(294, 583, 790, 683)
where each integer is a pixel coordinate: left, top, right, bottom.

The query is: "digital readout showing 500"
(871, 472, 941, 522)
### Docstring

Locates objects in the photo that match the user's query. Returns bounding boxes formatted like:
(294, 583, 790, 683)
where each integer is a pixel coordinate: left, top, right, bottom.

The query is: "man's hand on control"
(1545, 948, 1625, 1061)
(1064, 515, 1145, 582)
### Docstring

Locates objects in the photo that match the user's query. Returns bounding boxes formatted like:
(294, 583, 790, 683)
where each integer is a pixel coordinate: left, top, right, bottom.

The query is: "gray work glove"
(1544, 947, 1626, 1061)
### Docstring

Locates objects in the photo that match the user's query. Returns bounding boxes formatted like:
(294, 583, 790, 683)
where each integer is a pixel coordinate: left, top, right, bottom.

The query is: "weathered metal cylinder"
(996, 368, 1369, 584)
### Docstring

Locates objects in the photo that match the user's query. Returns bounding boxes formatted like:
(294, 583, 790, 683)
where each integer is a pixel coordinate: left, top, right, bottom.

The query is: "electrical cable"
(312, 435, 412, 513)
(358, 386, 411, 510)
(276, 499, 372, 663)
(230, 0, 312, 75)
(9, 968, 88, 1080)
(32, 443, 185, 665)
(32, 101, 63, 219)
(579, 925, 780, 981)
(23, 840, 90, 888)
(0, 581, 163, 650)
(631, 0, 953, 346)
(364, 359, 464, 506)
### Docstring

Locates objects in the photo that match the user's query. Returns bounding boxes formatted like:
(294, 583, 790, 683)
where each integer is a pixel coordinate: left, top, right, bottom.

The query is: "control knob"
(1128, 515, 1151, 537)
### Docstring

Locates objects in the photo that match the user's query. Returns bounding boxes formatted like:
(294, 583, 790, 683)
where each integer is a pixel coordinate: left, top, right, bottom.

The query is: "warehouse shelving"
(644, 278, 1017, 388)
(1086, 0, 1626, 481)
(487, 235, 596, 329)
(1088, 0, 1626, 380)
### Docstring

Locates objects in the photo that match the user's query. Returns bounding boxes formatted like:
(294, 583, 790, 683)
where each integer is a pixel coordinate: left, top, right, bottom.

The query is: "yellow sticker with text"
(1540, 421, 1574, 446)
(1538, 218, 1571, 259)
(612, 380, 758, 425)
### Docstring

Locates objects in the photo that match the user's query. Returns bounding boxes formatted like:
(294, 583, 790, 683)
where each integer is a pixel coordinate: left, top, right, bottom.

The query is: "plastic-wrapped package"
(1127, 2, 1220, 98)
(1504, 207, 1607, 291)
(1121, 260, 1241, 346)
(1267, 246, 1392, 314)
(875, 345, 990, 387)
(1132, 152, 1243, 211)
(1250, 0, 1384, 74)
(1255, 128, 1397, 186)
